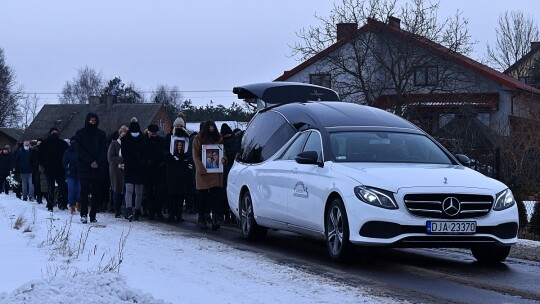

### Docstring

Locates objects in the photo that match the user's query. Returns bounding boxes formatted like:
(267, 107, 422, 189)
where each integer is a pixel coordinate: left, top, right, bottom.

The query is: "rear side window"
(238, 111, 296, 164)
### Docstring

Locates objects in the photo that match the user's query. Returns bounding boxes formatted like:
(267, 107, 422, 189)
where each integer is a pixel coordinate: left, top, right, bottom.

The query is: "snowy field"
(0, 194, 399, 304)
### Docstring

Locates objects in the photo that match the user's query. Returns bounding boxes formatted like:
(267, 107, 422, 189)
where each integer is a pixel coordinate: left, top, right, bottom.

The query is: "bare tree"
(59, 66, 104, 104)
(20, 93, 40, 129)
(486, 11, 540, 74)
(290, 0, 475, 116)
(151, 85, 184, 120)
(0, 47, 22, 127)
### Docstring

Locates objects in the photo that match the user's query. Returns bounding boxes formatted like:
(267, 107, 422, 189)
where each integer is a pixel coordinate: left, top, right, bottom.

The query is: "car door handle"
(292, 168, 298, 174)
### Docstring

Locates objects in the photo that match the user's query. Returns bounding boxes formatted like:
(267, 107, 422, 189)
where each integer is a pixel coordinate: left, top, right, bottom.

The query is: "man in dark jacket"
(144, 124, 166, 220)
(39, 127, 68, 211)
(75, 113, 107, 224)
(0, 145, 12, 195)
(12, 140, 34, 201)
(29, 139, 44, 204)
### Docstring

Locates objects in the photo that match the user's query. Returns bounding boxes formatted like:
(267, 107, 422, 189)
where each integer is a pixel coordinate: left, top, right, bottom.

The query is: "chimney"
(88, 96, 100, 111)
(387, 16, 401, 29)
(336, 23, 357, 40)
(531, 42, 540, 50)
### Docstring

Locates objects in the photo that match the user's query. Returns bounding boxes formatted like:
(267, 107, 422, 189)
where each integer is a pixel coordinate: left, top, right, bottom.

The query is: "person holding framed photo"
(192, 120, 227, 230)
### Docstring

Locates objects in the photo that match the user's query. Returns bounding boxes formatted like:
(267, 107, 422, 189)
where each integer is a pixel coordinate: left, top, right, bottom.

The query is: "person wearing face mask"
(163, 115, 194, 221)
(38, 127, 68, 211)
(121, 117, 147, 222)
(192, 120, 227, 230)
(12, 140, 34, 201)
(75, 113, 107, 224)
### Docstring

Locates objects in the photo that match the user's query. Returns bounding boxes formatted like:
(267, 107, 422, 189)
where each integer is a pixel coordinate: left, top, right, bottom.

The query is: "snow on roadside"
(0, 194, 398, 304)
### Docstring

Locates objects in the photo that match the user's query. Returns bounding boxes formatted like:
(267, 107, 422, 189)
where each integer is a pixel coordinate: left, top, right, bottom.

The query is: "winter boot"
(80, 216, 88, 224)
(177, 209, 184, 222)
(76, 201, 81, 212)
(70, 205, 76, 215)
(134, 209, 141, 221)
(212, 217, 221, 231)
(127, 207, 134, 222)
(115, 207, 121, 219)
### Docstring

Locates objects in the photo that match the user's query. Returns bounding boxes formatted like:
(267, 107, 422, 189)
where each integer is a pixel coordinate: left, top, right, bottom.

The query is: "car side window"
(238, 111, 296, 164)
(278, 132, 309, 160)
(302, 131, 323, 160)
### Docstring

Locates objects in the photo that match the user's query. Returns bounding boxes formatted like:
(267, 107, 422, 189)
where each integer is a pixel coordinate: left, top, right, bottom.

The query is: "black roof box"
(233, 82, 340, 105)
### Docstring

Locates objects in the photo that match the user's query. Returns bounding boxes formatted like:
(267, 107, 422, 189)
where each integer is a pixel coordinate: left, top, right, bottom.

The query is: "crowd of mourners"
(0, 112, 243, 230)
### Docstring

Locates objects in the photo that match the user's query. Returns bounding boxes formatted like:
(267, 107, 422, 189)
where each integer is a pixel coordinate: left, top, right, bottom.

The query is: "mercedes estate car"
(227, 82, 518, 263)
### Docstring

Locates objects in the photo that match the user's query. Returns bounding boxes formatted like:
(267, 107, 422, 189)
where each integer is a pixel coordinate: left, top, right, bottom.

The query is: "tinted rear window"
(239, 111, 296, 164)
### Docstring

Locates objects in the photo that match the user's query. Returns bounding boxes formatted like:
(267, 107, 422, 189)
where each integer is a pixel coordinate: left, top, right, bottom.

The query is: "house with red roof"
(276, 17, 540, 146)
(504, 42, 540, 87)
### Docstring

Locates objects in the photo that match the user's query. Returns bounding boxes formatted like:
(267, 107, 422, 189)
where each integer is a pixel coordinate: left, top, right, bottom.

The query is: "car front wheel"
(471, 245, 511, 264)
(326, 198, 352, 261)
(240, 190, 267, 241)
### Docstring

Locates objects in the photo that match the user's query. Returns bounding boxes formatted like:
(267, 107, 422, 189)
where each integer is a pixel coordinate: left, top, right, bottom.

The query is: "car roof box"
(233, 82, 340, 109)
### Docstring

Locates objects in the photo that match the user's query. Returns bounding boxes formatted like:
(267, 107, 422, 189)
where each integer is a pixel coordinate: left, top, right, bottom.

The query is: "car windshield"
(330, 132, 453, 164)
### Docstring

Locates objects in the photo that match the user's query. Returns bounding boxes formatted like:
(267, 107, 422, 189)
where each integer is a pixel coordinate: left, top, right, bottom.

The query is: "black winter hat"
(129, 117, 141, 133)
(49, 127, 59, 134)
(147, 124, 159, 132)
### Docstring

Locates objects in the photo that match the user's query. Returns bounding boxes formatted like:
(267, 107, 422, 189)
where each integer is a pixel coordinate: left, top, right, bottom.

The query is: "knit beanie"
(173, 117, 185, 127)
(129, 117, 141, 133)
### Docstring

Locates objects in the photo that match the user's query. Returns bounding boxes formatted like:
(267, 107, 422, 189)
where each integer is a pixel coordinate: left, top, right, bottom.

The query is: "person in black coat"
(0, 145, 12, 195)
(144, 124, 166, 220)
(122, 118, 147, 221)
(220, 123, 243, 223)
(75, 113, 107, 223)
(39, 127, 68, 211)
(165, 139, 193, 222)
(29, 139, 44, 203)
(62, 137, 81, 215)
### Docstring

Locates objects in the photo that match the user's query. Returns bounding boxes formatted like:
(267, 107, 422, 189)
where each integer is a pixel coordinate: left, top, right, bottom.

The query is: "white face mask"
(24, 146, 30, 151)
(131, 132, 140, 138)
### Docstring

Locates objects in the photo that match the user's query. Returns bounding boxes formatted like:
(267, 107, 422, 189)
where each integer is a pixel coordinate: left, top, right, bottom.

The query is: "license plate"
(426, 221, 476, 234)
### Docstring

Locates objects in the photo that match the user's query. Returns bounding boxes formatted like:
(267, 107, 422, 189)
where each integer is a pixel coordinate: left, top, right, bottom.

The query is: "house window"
(309, 74, 331, 88)
(414, 66, 438, 86)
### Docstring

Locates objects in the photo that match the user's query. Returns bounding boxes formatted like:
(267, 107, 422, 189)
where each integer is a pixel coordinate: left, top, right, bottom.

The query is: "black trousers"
(45, 174, 68, 208)
(198, 187, 221, 222)
(144, 180, 165, 216)
(168, 193, 187, 219)
(80, 178, 103, 220)
(0, 173, 8, 194)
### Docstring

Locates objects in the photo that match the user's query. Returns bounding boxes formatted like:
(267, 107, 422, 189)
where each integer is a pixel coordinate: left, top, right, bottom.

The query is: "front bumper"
(343, 192, 519, 248)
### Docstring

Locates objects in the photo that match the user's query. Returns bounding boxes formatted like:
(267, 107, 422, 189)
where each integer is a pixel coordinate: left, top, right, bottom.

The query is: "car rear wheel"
(240, 190, 267, 241)
(326, 198, 352, 262)
(471, 245, 511, 263)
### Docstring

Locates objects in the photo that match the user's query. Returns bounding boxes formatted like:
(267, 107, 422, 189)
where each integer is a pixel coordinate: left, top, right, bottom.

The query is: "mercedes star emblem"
(442, 197, 461, 217)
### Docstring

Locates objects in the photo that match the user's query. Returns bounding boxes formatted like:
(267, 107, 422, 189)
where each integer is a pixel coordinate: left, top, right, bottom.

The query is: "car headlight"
(493, 189, 516, 211)
(354, 186, 398, 209)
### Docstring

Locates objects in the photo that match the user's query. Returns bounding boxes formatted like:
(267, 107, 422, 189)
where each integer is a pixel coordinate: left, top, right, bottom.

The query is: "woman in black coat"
(165, 138, 194, 222)
(121, 118, 146, 221)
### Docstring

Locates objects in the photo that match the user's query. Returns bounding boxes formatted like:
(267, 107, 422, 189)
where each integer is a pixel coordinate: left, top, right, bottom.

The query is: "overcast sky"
(1, 0, 539, 108)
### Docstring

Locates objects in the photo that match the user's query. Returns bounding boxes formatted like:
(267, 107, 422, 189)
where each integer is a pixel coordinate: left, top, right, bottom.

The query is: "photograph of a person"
(170, 136, 189, 155)
(201, 144, 223, 173)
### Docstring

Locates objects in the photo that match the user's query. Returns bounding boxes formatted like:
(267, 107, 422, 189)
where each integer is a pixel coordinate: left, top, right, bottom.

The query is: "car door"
(287, 131, 329, 233)
(255, 132, 309, 225)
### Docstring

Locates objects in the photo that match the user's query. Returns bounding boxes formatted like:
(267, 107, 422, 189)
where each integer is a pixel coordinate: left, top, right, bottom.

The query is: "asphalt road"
(152, 213, 540, 304)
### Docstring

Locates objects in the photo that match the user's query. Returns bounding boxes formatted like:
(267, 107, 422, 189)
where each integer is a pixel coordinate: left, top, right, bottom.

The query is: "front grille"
(403, 194, 493, 219)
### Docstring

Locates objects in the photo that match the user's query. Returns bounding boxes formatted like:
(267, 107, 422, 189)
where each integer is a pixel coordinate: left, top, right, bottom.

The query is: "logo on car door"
(293, 181, 309, 198)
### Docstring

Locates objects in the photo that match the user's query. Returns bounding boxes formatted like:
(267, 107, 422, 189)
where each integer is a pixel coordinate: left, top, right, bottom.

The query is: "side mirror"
(295, 151, 323, 167)
(455, 154, 471, 167)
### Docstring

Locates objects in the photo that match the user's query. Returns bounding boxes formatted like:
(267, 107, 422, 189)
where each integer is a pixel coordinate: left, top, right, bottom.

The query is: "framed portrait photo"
(170, 136, 189, 155)
(202, 144, 224, 173)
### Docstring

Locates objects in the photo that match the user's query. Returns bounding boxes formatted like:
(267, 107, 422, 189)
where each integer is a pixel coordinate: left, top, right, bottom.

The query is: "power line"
(21, 89, 231, 95)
